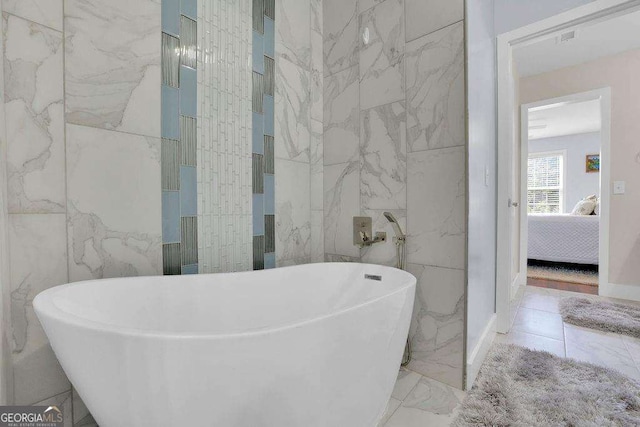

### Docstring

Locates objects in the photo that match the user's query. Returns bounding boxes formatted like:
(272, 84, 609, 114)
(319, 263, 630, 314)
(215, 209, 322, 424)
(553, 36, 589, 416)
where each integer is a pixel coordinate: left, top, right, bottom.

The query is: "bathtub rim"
(33, 263, 416, 340)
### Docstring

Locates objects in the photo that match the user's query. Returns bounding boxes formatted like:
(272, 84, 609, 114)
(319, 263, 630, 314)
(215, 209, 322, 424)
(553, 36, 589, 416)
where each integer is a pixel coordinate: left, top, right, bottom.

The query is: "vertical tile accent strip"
(180, 15, 197, 69)
(162, 33, 180, 87)
(252, 154, 264, 194)
(264, 0, 275, 20)
(161, 138, 180, 190)
(163, 243, 182, 275)
(264, 56, 274, 96)
(265, 215, 275, 253)
(181, 217, 198, 266)
(180, 116, 197, 166)
(253, 235, 265, 270)
(252, 72, 264, 113)
(162, 0, 198, 275)
(253, 0, 274, 269)
(264, 136, 274, 174)
(253, 0, 264, 34)
(198, 0, 253, 273)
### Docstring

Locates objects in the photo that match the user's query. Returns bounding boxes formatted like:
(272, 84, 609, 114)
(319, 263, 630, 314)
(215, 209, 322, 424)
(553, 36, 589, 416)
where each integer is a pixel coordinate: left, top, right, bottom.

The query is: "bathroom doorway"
(495, 0, 640, 333)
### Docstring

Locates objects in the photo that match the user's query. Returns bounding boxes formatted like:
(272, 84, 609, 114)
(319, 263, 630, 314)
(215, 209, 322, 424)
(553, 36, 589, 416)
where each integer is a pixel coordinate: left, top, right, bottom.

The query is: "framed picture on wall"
(586, 154, 600, 173)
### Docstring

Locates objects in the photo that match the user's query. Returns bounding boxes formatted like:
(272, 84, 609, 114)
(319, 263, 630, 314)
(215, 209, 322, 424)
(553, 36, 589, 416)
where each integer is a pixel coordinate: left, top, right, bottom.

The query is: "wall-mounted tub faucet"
(383, 212, 411, 366)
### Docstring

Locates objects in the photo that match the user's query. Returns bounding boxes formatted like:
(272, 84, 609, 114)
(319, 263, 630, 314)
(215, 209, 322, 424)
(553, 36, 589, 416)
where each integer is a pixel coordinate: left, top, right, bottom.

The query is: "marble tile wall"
(2, 0, 161, 422)
(0, 0, 11, 404)
(274, 0, 323, 267)
(323, 0, 466, 389)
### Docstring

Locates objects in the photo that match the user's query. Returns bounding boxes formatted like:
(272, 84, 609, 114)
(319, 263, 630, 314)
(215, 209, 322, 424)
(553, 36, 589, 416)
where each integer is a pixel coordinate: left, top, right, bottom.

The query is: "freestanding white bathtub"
(34, 263, 415, 427)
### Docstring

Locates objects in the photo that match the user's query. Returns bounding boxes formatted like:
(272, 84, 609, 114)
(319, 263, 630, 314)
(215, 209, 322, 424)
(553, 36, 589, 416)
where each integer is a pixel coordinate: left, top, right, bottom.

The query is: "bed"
(527, 214, 599, 265)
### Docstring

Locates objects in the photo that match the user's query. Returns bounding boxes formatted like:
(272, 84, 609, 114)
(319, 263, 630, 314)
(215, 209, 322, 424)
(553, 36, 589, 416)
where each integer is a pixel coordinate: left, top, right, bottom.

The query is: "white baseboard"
(600, 282, 640, 302)
(466, 314, 496, 390)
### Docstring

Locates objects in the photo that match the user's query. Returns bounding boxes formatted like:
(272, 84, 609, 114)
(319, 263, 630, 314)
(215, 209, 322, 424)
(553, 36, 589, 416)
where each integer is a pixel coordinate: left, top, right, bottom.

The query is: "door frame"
(496, 0, 640, 333)
(520, 89, 611, 299)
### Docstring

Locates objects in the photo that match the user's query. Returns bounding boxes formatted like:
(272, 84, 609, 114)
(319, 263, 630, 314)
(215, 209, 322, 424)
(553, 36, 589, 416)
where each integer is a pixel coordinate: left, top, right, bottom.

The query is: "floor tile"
(564, 324, 640, 380)
(520, 292, 561, 313)
(495, 330, 565, 357)
(391, 368, 422, 401)
(512, 307, 564, 341)
(377, 397, 402, 426)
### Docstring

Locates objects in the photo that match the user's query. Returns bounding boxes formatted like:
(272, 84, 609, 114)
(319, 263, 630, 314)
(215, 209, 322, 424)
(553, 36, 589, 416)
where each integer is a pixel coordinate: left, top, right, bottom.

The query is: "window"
(527, 152, 564, 214)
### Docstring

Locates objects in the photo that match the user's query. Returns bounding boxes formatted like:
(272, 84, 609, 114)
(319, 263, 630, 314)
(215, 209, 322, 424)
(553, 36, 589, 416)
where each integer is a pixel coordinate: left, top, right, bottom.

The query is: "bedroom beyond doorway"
(521, 95, 603, 294)
(521, 95, 603, 295)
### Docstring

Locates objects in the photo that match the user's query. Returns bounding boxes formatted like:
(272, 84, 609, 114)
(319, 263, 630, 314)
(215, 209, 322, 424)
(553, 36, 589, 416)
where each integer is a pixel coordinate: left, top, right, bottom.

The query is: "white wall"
(529, 132, 601, 213)
(466, 0, 497, 386)
(494, 0, 595, 35)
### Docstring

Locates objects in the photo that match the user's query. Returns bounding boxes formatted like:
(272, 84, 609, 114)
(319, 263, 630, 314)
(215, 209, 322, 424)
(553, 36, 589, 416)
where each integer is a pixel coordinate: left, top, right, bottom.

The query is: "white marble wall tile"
(310, 0, 323, 123)
(275, 57, 310, 162)
(310, 210, 324, 263)
(324, 161, 360, 258)
(359, 0, 386, 13)
(66, 124, 162, 281)
(3, 0, 63, 31)
(310, 119, 323, 211)
(324, 65, 359, 165)
(407, 146, 465, 270)
(35, 390, 72, 426)
(276, 0, 310, 68)
(361, 101, 406, 210)
(0, 1, 13, 405)
(323, 0, 358, 77)
(360, 209, 406, 267)
(358, 0, 404, 110)
(406, 263, 464, 389)
(275, 158, 311, 265)
(405, 22, 464, 153)
(4, 14, 65, 213)
(325, 253, 361, 263)
(9, 213, 69, 404)
(405, 0, 463, 43)
(64, 0, 161, 138)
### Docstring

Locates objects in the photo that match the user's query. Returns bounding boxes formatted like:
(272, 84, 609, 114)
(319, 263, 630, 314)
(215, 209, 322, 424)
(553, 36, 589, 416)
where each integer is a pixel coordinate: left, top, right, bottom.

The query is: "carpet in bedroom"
(527, 263, 598, 286)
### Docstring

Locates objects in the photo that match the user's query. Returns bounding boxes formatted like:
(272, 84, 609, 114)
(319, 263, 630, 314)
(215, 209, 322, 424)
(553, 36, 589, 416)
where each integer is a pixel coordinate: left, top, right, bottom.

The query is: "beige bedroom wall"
(520, 48, 640, 286)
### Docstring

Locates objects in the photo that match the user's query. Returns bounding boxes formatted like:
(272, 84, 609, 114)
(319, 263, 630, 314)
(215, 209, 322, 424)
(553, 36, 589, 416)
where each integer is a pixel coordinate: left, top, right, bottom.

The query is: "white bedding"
(528, 214, 599, 265)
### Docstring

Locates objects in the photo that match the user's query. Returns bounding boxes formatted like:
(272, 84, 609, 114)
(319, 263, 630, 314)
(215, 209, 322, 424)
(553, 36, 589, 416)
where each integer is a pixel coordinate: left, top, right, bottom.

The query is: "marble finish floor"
(378, 368, 466, 426)
(380, 285, 640, 426)
(497, 285, 640, 380)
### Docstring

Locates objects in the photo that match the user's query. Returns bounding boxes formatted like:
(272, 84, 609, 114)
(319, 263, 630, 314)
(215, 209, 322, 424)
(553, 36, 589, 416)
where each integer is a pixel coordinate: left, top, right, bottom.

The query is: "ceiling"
(528, 99, 601, 140)
(514, 9, 640, 77)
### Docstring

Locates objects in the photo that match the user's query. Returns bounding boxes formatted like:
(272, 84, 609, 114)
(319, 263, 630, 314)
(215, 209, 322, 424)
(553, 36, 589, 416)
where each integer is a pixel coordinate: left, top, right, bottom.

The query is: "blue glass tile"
(162, 85, 180, 140)
(264, 174, 274, 215)
(264, 17, 275, 59)
(182, 264, 198, 274)
(253, 194, 265, 235)
(180, 166, 197, 216)
(181, 0, 197, 20)
(264, 95, 274, 136)
(252, 113, 264, 154)
(162, 191, 181, 243)
(265, 253, 276, 269)
(253, 31, 264, 74)
(162, 0, 180, 37)
(180, 66, 197, 118)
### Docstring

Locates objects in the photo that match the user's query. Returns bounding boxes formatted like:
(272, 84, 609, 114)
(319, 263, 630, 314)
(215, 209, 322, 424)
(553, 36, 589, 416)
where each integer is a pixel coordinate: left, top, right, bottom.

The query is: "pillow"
(571, 197, 597, 216)
(593, 199, 600, 215)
